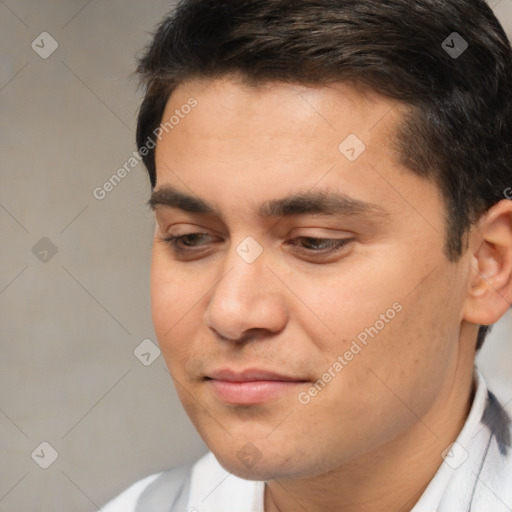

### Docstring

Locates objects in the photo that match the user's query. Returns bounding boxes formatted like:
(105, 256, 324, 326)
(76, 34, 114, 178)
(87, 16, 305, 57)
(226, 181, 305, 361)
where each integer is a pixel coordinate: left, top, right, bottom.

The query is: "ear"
(463, 199, 512, 326)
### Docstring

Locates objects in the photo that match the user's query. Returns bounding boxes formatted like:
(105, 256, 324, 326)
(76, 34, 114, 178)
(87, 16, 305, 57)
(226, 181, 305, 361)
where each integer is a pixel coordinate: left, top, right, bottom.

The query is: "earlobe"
(463, 200, 512, 326)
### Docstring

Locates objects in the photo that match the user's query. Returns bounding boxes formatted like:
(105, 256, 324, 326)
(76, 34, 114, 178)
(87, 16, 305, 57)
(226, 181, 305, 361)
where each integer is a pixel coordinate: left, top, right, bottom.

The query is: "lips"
(205, 368, 307, 405)
(207, 368, 302, 382)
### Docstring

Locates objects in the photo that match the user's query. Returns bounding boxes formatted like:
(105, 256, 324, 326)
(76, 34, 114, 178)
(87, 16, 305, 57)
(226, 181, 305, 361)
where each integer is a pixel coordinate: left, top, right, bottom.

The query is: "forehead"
(158, 76, 403, 152)
(152, 76, 443, 232)
(154, 76, 406, 185)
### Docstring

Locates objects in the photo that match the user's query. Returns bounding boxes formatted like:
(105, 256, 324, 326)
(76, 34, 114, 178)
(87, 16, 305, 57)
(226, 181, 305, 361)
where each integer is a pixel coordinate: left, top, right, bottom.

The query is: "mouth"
(205, 368, 309, 405)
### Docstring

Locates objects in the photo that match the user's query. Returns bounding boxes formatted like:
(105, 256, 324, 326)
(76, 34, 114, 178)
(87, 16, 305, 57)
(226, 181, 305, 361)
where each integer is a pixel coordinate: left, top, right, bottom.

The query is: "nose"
(203, 241, 288, 343)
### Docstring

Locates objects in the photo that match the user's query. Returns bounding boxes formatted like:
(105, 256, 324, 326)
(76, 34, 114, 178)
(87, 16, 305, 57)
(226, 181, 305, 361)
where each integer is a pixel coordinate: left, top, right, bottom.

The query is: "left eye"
(287, 236, 352, 253)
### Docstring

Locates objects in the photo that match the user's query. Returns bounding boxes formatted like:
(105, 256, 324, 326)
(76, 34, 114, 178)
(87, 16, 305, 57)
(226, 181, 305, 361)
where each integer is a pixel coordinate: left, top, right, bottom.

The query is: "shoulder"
(458, 375, 512, 509)
(187, 452, 265, 511)
(100, 461, 196, 512)
(100, 452, 264, 512)
(101, 472, 164, 512)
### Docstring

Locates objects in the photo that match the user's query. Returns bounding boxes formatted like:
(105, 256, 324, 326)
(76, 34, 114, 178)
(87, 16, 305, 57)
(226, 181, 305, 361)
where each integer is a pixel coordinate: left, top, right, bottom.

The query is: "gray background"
(0, 1, 511, 510)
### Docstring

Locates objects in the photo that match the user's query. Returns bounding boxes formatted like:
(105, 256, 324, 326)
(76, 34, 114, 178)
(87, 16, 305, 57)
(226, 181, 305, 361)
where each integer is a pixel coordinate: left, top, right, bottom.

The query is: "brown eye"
(289, 237, 353, 254)
(163, 233, 213, 251)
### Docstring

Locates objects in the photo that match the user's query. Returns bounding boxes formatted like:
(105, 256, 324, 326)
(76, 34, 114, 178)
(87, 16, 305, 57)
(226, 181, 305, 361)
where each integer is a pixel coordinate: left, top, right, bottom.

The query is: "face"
(150, 76, 472, 480)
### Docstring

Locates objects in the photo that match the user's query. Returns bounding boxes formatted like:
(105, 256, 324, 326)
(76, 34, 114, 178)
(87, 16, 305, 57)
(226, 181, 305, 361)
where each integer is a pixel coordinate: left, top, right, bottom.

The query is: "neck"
(264, 351, 476, 512)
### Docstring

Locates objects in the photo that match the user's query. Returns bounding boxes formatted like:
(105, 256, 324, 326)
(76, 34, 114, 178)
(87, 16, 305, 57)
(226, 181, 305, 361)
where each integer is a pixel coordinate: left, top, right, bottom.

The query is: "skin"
(149, 75, 512, 512)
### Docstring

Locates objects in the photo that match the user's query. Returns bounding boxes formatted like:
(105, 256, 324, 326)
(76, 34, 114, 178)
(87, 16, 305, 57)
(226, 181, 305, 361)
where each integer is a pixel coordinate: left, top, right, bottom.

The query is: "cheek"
(349, 262, 465, 411)
(310, 250, 464, 406)
(298, 272, 464, 462)
(278, 248, 411, 350)
(150, 248, 205, 363)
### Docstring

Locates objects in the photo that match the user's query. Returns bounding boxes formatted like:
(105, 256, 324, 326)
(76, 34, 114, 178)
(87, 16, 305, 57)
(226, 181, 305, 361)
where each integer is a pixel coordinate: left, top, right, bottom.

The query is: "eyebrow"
(148, 184, 389, 220)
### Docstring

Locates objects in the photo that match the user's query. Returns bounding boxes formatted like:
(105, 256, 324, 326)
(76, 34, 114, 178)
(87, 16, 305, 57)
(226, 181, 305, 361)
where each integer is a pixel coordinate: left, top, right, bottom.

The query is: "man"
(103, 0, 512, 510)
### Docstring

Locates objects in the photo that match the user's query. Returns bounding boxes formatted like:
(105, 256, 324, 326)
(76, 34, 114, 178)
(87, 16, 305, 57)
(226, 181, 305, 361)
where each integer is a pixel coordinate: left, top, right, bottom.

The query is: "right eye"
(162, 233, 214, 252)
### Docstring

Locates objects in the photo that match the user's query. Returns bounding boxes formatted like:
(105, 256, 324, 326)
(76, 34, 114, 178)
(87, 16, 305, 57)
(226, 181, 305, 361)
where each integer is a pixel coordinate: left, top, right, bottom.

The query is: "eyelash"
(161, 233, 353, 257)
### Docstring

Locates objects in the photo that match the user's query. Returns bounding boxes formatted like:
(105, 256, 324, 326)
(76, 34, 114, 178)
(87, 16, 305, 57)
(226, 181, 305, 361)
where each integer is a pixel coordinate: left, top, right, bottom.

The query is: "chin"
(211, 444, 331, 482)
(213, 450, 281, 481)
